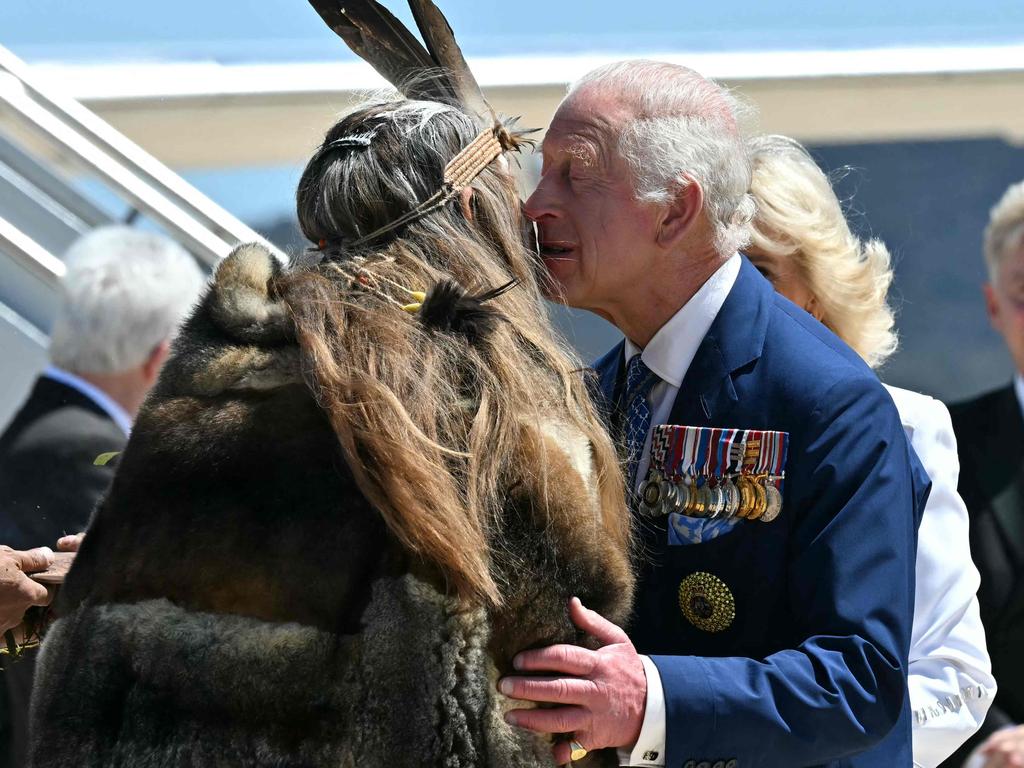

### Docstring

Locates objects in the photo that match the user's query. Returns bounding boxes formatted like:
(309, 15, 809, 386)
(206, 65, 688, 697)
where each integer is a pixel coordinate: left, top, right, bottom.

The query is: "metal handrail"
(0, 45, 280, 262)
(0, 213, 65, 285)
(0, 45, 283, 265)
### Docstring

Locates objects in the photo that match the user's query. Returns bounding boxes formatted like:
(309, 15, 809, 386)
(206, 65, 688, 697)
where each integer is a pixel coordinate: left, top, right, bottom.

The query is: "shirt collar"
(624, 253, 741, 387)
(42, 365, 132, 437)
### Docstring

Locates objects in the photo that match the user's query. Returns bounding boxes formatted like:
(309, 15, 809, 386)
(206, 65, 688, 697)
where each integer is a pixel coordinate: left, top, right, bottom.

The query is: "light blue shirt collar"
(42, 365, 132, 437)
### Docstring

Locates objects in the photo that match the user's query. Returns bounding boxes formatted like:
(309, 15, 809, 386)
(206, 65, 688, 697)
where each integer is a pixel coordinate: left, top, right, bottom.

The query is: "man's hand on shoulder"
(0, 545, 54, 633)
(500, 597, 647, 763)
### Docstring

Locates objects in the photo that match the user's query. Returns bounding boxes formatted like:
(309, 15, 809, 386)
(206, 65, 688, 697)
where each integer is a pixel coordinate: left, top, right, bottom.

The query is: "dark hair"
(285, 97, 629, 605)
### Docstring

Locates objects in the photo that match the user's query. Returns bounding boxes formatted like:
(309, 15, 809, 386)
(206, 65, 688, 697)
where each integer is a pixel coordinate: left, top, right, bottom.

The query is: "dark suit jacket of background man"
(944, 383, 1024, 766)
(0, 374, 126, 768)
(593, 258, 929, 767)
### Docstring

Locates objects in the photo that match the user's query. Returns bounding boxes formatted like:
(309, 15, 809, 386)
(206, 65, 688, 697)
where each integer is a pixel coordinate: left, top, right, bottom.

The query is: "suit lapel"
(590, 340, 626, 437)
(989, 385, 1024, 564)
(667, 257, 770, 427)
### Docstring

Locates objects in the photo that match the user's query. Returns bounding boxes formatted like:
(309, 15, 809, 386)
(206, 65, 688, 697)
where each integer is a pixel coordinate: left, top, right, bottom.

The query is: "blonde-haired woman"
(746, 134, 995, 768)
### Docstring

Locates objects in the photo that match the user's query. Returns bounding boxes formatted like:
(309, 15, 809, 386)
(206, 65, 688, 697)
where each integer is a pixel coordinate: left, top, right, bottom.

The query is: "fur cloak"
(27, 244, 634, 767)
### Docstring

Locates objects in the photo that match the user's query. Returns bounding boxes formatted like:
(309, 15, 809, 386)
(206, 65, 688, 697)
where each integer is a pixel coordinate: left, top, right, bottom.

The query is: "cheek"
(771, 274, 810, 307)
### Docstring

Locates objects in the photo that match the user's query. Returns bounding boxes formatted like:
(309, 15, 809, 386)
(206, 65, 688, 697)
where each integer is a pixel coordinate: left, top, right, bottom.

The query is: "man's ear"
(656, 175, 703, 248)
(984, 283, 1003, 333)
(459, 187, 475, 222)
(142, 339, 171, 386)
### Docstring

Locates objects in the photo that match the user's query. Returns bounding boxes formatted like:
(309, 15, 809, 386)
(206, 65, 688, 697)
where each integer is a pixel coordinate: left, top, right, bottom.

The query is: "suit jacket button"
(696, 762, 711, 768)
(725, 761, 738, 768)
(683, 762, 696, 768)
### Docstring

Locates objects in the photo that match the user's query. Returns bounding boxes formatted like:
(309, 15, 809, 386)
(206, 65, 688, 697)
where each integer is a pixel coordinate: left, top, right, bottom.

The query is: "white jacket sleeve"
(888, 387, 998, 767)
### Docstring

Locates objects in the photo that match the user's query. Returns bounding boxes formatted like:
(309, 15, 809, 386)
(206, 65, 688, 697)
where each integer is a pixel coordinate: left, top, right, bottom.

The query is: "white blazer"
(885, 384, 997, 767)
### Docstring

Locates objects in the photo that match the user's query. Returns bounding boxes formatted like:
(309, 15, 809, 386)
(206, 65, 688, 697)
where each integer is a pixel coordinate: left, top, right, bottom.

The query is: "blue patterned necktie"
(624, 354, 660, 487)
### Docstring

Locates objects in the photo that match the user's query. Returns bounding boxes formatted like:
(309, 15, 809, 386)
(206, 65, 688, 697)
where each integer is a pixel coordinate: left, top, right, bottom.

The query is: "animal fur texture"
(28, 244, 634, 767)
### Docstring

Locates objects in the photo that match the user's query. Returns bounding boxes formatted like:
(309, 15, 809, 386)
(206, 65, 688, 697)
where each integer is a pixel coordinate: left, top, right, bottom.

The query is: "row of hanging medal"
(638, 425, 790, 523)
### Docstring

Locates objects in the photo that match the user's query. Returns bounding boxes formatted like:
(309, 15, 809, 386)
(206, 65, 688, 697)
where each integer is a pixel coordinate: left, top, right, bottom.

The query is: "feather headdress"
(308, 0, 531, 151)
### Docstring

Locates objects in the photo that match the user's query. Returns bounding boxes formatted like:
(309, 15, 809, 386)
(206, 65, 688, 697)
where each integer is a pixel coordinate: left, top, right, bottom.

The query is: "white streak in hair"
(376, 101, 460, 135)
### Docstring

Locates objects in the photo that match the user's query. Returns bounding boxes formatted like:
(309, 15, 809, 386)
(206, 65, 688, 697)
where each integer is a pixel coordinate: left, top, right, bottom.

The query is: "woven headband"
(319, 126, 505, 253)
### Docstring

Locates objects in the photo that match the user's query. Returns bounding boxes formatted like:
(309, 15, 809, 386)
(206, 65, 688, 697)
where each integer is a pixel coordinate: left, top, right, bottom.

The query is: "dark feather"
(307, 0, 455, 103)
(419, 279, 518, 342)
(407, 0, 496, 125)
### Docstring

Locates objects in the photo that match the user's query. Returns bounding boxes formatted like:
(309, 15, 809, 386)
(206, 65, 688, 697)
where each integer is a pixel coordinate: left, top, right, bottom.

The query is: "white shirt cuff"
(616, 655, 667, 766)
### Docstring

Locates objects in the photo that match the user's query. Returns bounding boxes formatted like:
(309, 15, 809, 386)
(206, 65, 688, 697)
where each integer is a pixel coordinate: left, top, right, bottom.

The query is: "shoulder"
(883, 384, 958, 470)
(948, 383, 1013, 429)
(5, 402, 124, 457)
(754, 294, 892, 419)
(884, 385, 952, 438)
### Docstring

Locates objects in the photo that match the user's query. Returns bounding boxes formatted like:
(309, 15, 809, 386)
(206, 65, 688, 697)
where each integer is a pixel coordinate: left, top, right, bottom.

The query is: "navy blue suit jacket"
(593, 258, 928, 767)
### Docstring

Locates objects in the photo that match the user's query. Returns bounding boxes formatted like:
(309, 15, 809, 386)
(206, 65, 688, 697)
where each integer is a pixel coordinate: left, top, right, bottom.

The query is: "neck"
(73, 369, 146, 420)
(607, 246, 728, 348)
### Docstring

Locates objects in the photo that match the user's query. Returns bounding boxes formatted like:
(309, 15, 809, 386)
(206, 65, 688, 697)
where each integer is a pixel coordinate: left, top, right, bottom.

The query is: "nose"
(523, 174, 558, 223)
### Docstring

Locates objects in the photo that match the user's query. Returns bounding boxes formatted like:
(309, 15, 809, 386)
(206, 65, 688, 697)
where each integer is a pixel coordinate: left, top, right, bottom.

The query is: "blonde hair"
(748, 135, 898, 369)
(287, 98, 629, 606)
(984, 180, 1024, 282)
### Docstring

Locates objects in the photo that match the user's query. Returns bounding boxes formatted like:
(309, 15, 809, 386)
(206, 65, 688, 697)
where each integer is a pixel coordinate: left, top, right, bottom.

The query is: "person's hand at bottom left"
(0, 546, 54, 634)
(499, 597, 647, 763)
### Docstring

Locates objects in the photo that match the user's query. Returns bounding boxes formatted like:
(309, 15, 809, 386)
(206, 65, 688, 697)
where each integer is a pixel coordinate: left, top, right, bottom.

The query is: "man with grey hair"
(948, 179, 1024, 768)
(0, 225, 203, 767)
(499, 60, 925, 767)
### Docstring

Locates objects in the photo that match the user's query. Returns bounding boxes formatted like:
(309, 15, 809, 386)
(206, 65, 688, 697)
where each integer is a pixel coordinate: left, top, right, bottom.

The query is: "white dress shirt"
(616, 254, 740, 767)
(42, 364, 132, 437)
(884, 385, 995, 767)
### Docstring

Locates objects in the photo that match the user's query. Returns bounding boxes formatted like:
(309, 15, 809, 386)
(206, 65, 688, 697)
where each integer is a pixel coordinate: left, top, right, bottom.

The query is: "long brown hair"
(284, 98, 628, 606)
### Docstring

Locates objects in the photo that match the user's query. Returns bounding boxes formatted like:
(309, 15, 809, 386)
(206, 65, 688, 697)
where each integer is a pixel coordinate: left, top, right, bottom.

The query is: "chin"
(542, 258, 581, 300)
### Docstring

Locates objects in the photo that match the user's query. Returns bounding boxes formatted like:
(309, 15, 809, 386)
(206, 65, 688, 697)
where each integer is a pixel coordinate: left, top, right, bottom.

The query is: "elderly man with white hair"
(498, 61, 926, 767)
(0, 225, 203, 766)
(949, 180, 1024, 768)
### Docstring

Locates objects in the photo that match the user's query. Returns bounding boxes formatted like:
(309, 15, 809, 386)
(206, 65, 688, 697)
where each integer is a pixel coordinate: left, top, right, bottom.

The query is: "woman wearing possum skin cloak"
(25, 9, 635, 766)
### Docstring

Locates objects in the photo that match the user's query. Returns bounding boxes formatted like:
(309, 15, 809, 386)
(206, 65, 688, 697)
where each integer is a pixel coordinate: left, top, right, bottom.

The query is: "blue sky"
(6, 0, 1024, 62)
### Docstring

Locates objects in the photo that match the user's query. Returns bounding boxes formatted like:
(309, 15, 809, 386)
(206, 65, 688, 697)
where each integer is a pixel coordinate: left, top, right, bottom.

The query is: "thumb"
(569, 597, 630, 646)
(11, 547, 54, 574)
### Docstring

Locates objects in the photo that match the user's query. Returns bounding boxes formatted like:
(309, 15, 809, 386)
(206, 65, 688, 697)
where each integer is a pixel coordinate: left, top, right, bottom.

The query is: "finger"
(505, 705, 589, 734)
(985, 735, 1014, 754)
(57, 533, 84, 552)
(16, 573, 50, 607)
(10, 547, 54, 574)
(569, 597, 630, 646)
(500, 675, 597, 705)
(513, 644, 596, 675)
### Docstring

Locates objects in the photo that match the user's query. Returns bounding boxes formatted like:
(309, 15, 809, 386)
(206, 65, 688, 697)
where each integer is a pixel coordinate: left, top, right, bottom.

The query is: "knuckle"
(553, 712, 575, 732)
